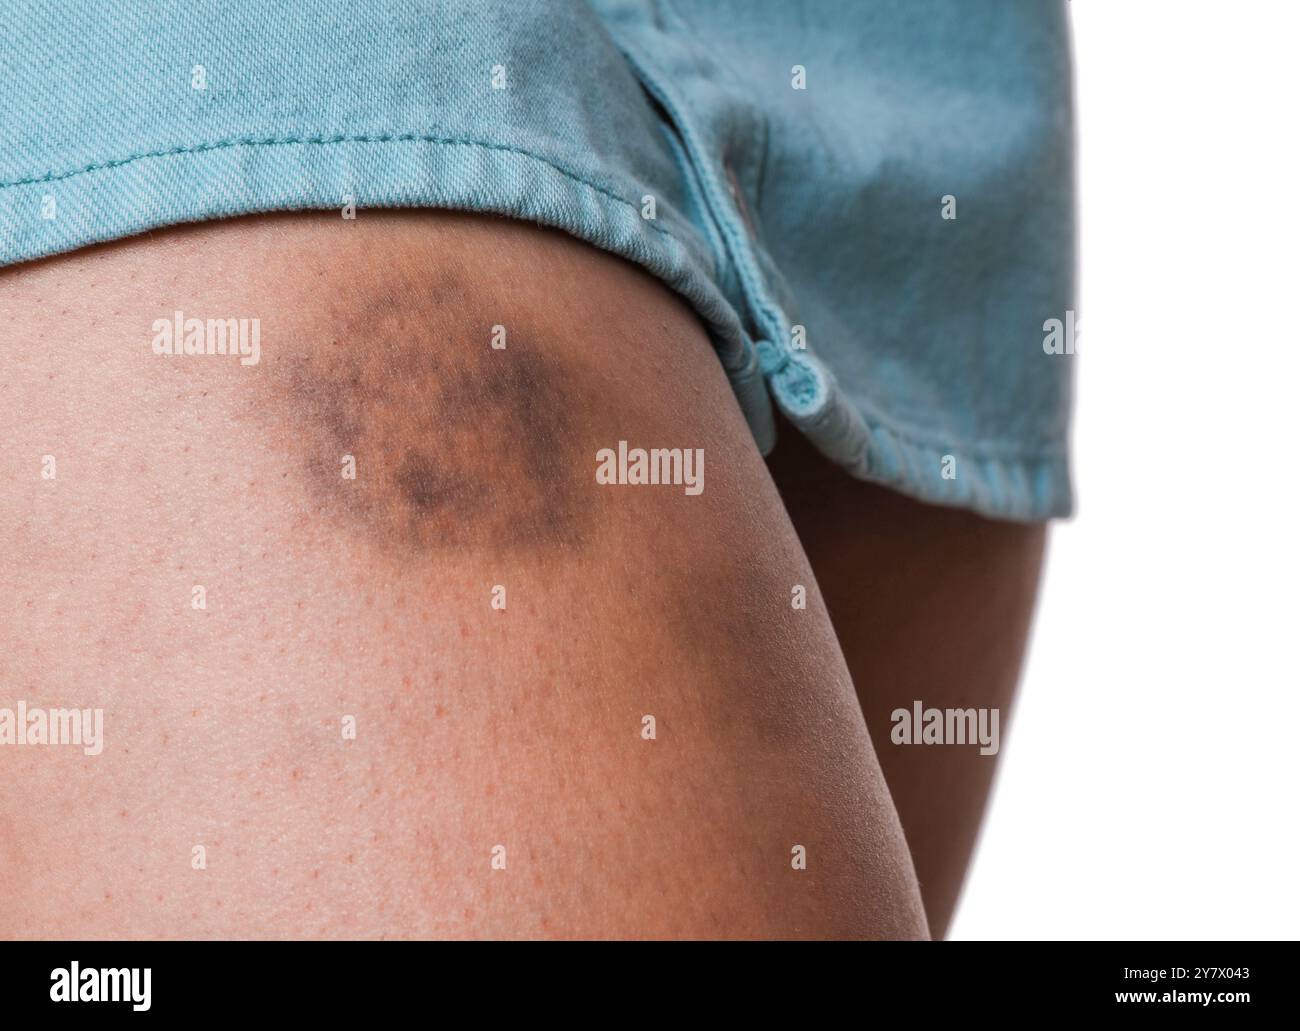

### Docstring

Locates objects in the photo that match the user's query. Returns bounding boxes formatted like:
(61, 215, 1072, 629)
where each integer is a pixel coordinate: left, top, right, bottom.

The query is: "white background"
(951, 2, 1299, 940)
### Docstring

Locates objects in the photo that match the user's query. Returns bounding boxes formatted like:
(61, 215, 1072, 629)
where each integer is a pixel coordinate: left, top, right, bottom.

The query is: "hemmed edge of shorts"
(766, 348, 1074, 522)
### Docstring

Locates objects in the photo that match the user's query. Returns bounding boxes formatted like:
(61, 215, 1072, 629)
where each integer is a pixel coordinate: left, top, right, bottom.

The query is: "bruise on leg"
(253, 272, 594, 559)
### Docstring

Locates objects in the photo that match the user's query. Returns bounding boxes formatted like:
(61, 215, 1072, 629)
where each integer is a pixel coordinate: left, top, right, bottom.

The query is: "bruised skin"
(0, 212, 927, 939)
(265, 291, 590, 555)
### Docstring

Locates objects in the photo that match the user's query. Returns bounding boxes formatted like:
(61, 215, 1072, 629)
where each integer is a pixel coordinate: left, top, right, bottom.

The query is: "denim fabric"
(0, 0, 1075, 520)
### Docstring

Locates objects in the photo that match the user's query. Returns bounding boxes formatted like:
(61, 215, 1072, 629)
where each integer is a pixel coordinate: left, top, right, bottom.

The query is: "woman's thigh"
(767, 427, 1046, 938)
(0, 211, 927, 939)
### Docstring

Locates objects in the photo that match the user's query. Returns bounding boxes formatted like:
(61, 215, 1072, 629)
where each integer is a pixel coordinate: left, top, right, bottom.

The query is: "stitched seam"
(857, 420, 1069, 460)
(830, 391, 1070, 459)
(655, 118, 726, 281)
(612, 43, 788, 347)
(661, 0, 771, 214)
(0, 131, 689, 245)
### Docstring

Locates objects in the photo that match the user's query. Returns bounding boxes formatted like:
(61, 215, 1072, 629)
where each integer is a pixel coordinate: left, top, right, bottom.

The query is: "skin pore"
(0, 211, 928, 939)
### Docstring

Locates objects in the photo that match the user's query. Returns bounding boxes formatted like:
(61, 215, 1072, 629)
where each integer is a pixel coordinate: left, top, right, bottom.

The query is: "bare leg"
(767, 423, 1046, 938)
(0, 212, 927, 939)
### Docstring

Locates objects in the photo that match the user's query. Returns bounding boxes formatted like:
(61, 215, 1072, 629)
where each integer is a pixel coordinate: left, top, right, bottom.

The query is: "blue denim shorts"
(0, 0, 1076, 520)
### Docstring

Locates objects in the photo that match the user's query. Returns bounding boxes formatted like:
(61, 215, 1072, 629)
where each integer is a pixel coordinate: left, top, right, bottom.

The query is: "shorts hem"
(773, 360, 1074, 522)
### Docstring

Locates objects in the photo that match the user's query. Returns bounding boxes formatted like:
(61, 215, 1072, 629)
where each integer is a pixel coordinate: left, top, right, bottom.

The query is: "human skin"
(0, 211, 928, 939)
(766, 430, 1047, 938)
